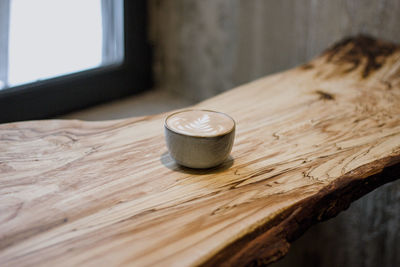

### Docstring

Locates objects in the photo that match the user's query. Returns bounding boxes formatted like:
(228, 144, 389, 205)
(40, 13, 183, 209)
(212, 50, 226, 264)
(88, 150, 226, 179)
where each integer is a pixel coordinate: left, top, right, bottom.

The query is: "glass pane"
(0, 0, 124, 89)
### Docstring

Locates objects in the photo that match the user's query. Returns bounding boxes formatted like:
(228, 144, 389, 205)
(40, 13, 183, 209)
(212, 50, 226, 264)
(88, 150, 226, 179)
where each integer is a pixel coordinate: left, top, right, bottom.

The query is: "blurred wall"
(149, 1, 400, 266)
(149, 0, 400, 101)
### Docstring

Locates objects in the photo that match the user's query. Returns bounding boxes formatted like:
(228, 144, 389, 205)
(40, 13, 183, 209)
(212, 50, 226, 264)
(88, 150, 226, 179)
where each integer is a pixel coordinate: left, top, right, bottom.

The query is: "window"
(0, 0, 151, 123)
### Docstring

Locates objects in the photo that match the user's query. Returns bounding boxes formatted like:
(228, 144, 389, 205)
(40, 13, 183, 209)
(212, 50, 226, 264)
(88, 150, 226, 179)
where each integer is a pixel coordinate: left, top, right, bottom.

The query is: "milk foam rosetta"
(166, 110, 235, 137)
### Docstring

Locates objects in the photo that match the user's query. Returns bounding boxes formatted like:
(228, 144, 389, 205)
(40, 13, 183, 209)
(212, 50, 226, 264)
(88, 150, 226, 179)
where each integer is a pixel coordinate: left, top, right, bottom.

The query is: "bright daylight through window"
(0, 0, 123, 90)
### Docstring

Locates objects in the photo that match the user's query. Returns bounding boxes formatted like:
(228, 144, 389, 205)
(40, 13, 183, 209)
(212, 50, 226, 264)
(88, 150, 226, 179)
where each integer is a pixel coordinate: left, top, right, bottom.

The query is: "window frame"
(0, 0, 151, 123)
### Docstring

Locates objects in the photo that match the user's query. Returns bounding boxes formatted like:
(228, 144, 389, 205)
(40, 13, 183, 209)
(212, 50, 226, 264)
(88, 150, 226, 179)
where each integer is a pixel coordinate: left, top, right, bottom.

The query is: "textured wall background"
(148, 1, 400, 266)
(149, 0, 400, 101)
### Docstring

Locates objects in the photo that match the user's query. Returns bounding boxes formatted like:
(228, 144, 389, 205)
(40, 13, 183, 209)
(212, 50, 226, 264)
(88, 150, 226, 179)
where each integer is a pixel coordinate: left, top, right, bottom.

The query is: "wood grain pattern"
(149, 3, 400, 263)
(1, 36, 400, 266)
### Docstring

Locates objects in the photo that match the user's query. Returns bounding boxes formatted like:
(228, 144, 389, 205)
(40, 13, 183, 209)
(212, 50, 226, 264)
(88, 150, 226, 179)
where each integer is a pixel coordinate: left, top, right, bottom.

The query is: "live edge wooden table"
(1, 36, 400, 267)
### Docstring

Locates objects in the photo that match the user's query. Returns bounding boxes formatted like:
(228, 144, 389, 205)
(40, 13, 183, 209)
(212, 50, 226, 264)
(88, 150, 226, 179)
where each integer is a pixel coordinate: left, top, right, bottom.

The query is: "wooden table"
(1, 36, 399, 266)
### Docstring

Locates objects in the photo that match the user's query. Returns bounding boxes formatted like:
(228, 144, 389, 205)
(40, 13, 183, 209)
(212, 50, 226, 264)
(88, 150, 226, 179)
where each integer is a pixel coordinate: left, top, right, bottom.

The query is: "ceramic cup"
(164, 109, 235, 169)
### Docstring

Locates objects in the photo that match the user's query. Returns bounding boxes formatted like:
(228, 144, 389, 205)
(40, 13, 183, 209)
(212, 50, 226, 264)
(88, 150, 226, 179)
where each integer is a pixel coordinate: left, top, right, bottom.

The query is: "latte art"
(166, 110, 235, 137)
(170, 114, 220, 135)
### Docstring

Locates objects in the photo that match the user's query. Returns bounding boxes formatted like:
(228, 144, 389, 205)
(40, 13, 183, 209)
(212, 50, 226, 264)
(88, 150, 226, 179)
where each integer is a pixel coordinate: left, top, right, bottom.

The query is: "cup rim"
(164, 109, 236, 138)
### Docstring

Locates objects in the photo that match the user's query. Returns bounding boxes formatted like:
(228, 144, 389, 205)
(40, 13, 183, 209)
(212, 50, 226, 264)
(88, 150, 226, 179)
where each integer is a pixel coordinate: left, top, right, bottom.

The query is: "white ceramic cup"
(164, 109, 235, 169)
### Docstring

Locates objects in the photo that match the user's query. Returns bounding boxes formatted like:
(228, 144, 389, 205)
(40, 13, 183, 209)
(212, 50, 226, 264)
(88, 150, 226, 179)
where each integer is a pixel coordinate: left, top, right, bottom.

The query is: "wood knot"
(300, 63, 314, 70)
(323, 35, 399, 78)
(315, 90, 335, 101)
